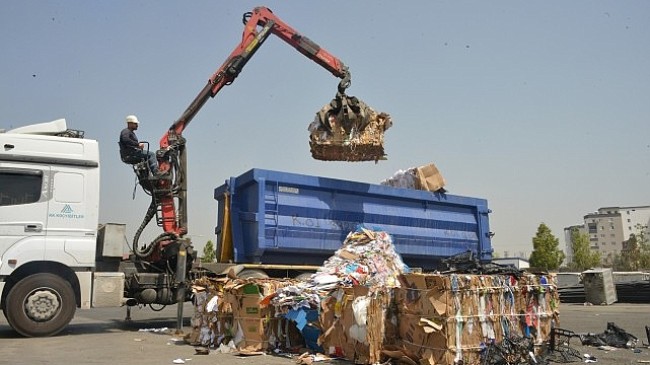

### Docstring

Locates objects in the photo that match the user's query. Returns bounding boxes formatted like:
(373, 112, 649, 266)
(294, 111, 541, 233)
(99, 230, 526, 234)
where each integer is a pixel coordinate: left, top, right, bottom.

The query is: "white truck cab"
(0, 119, 124, 336)
(0, 119, 100, 271)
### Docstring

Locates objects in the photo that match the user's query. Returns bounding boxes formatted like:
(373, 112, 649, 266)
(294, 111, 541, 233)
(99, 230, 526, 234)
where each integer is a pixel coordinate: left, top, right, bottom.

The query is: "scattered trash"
(216, 341, 236, 353)
(545, 327, 584, 363)
(310, 226, 408, 288)
(270, 226, 408, 312)
(296, 351, 330, 365)
(583, 353, 598, 363)
(139, 327, 169, 333)
(194, 347, 209, 355)
(380, 167, 417, 189)
(172, 359, 185, 364)
(597, 345, 617, 351)
(579, 322, 639, 348)
(235, 350, 265, 356)
(481, 336, 537, 364)
(380, 163, 446, 193)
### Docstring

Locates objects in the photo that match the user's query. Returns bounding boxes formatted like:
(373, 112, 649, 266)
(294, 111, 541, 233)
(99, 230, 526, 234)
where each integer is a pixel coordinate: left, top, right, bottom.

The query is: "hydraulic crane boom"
(131, 7, 360, 267)
(163, 6, 351, 142)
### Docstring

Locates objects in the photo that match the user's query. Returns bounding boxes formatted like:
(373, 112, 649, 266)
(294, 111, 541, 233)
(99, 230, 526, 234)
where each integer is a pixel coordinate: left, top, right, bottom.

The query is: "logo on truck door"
(48, 204, 84, 219)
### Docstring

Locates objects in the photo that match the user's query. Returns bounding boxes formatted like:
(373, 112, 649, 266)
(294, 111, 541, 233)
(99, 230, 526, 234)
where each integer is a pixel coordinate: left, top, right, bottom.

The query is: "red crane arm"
(154, 6, 352, 238)
(161, 6, 350, 148)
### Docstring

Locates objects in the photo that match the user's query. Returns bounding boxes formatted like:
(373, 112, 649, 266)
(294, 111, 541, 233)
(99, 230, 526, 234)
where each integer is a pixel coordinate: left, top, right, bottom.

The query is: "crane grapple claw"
(308, 93, 392, 162)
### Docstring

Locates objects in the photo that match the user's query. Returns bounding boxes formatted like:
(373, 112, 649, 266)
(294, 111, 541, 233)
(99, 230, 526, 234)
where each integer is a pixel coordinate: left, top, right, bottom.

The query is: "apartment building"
(565, 206, 650, 265)
(563, 224, 586, 265)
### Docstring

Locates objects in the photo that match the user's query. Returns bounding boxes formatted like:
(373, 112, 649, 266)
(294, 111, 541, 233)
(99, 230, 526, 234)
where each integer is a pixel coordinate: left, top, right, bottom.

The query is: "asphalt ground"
(1, 302, 649, 365)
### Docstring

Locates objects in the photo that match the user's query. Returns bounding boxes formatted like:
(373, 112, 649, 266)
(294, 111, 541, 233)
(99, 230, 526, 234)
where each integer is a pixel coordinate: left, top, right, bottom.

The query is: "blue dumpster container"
(214, 168, 492, 271)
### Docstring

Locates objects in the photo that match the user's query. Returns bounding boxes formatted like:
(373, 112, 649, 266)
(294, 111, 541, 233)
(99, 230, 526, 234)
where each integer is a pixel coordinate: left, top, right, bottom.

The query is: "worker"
(119, 115, 160, 175)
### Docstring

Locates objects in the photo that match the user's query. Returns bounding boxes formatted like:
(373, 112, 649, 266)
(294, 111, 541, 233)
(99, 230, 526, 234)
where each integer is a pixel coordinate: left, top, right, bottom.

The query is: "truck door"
(45, 167, 97, 266)
(0, 164, 49, 273)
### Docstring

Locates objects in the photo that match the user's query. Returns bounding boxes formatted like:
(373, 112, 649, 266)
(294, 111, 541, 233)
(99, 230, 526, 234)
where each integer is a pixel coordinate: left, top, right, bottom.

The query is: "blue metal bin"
(214, 168, 492, 271)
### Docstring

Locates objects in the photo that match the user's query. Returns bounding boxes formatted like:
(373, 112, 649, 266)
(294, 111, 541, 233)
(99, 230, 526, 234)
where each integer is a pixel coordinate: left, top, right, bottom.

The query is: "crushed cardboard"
(309, 98, 392, 162)
(391, 273, 559, 365)
(188, 277, 301, 352)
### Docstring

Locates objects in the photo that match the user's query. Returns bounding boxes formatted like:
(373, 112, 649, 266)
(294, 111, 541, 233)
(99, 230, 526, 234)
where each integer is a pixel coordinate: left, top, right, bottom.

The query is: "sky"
(2, 1, 649, 259)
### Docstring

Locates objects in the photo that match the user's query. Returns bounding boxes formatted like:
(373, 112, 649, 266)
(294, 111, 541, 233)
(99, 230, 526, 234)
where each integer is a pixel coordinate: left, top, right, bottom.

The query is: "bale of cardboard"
(224, 278, 304, 353)
(188, 277, 303, 353)
(318, 286, 397, 364)
(187, 277, 234, 347)
(308, 96, 392, 162)
(314, 227, 407, 364)
(386, 273, 559, 365)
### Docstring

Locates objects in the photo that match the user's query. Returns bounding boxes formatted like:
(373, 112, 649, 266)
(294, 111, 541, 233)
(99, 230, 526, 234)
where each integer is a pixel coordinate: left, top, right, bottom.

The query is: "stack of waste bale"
(383, 273, 559, 365)
(189, 226, 561, 365)
(308, 97, 392, 162)
(318, 285, 396, 364)
(188, 277, 301, 353)
(187, 277, 233, 348)
(225, 279, 296, 352)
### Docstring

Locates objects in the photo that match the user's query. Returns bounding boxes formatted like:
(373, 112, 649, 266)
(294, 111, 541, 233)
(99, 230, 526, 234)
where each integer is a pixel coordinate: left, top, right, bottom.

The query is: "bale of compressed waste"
(386, 273, 560, 365)
(309, 95, 392, 162)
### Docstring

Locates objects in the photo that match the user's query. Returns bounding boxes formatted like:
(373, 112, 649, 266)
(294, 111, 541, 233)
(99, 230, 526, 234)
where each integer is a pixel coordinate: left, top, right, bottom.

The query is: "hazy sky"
(2, 1, 649, 258)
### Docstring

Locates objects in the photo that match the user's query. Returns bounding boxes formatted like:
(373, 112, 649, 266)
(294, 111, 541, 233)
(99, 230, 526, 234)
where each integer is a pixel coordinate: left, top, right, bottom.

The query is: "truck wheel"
(5, 273, 76, 337)
(237, 269, 269, 279)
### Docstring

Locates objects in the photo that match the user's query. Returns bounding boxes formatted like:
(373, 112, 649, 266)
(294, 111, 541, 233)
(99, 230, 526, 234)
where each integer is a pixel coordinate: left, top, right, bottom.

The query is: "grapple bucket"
(308, 93, 392, 162)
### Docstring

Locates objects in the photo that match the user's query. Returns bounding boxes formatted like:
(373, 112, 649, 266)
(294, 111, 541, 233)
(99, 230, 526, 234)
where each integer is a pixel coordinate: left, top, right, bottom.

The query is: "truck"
(0, 6, 493, 338)
(0, 6, 375, 337)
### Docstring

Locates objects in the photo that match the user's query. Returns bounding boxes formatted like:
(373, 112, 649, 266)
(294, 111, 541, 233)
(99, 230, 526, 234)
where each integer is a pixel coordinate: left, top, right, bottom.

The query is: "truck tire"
(5, 273, 76, 337)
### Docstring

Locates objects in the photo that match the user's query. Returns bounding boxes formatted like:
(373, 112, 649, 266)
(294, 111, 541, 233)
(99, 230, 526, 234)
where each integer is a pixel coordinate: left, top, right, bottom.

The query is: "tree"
(201, 240, 216, 263)
(529, 223, 565, 270)
(615, 224, 650, 270)
(568, 227, 600, 271)
(638, 224, 650, 269)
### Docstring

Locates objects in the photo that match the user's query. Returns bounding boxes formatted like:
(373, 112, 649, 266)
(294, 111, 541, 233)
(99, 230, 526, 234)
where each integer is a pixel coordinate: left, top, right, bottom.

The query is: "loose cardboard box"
(414, 163, 446, 192)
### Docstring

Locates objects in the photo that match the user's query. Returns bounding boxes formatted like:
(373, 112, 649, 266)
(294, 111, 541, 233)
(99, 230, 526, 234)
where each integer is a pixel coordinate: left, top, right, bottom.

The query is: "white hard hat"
(125, 115, 139, 124)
